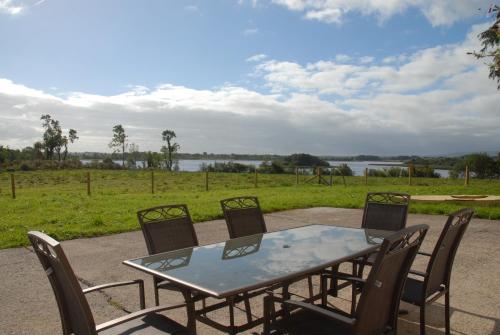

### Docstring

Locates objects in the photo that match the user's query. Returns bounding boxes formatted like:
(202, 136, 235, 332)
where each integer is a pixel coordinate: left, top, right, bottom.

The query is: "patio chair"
(220, 196, 267, 239)
(401, 208, 474, 335)
(220, 196, 315, 318)
(263, 224, 429, 335)
(28, 231, 187, 335)
(330, 192, 411, 311)
(137, 204, 201, 306)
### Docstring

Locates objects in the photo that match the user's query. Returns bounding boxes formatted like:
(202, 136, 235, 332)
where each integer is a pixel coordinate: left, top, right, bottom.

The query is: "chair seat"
(98, 313, 186, 335)
(352, 252, 377, 266)
(269, 307, 352, 335)
(401, 277, 425, 305)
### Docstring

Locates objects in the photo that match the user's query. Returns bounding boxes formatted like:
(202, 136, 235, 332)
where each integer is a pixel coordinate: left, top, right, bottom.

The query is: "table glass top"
(124, 225, 390, 297)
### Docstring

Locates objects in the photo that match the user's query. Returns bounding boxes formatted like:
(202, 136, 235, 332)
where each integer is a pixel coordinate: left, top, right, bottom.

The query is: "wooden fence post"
(317, 167, 321, 185)
(205, 171, 209, 191)
(295, 167, 299, 185)
(10, 173, 15, 199)
(254, 169, 258, 188)
(364, 168, 368, 185)
(408, 164, 413, 186)
(151, 170, 155, 194)
(86, 171, 91, 196)
(465, 165, 469, 186)
(329, 169, 333, 187)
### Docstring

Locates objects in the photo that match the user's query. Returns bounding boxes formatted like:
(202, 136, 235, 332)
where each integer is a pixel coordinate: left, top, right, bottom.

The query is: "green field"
(1, 170, 499, 249)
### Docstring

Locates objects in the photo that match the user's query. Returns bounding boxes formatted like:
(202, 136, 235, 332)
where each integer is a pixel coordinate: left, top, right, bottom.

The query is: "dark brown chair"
(28, 231, 187, 335)
(220, 196, 267, 239)
(362, 192, 411, 231)
(401, 208, 474, 335)
(331, 192, 411, 311)
(137, 204, 200, 306)
(263, 224, 429, 335)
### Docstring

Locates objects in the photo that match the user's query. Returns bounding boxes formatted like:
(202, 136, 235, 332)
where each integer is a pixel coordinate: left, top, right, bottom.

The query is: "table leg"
(227, 296, 236, 335)
(282, 283, 291, 320)
(182, 289, 197, 335)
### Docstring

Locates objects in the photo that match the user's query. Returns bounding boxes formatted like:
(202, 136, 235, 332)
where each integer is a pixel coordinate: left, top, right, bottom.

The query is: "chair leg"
(329, 264, 339, 297)
(445, 290, 451, 335)
(153, 279, 160, 306)
(263, 295, 272, 335)
(243, 292, 252, 323)
(350, 262, 358, 314)
(307, 276, 314, 298)
(227, 297, 236, 335)
(420, 305, 426, 335)
(320, 274, 328, 306)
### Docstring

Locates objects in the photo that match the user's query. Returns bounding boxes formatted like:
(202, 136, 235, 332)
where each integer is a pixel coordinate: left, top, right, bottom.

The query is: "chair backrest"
(220, 196, 267, 239)
(137, 204, 199, 255)
(354, 224, 429, 335)
(362, 192, 410, 231)
(28, 231, 97, 335)
(424, 208, 473, 296)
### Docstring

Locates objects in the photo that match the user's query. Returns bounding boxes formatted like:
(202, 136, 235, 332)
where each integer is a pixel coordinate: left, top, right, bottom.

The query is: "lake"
(81, 159, 450, 178)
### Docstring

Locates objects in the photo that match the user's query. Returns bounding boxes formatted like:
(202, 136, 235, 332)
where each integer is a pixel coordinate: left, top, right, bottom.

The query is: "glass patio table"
(123, 224, 392, 334)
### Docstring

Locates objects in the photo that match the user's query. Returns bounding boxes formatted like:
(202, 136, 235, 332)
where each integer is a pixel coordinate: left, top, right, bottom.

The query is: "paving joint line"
(76, 276, 132, 313)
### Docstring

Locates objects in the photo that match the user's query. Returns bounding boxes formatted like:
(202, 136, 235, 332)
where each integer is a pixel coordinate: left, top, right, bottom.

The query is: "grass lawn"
(1, 170, 499, 249)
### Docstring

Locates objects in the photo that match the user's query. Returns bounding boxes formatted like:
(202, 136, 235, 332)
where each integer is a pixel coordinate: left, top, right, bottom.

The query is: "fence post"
(329, 168, 333, 187)
(86, 171, 91, 196)
(364, 168, 368, 185)
(295, 167, 299, 185)
(10, 173, 16, 199)
(151, 170, 155, 194)
(465, 165, 469, 186)
(317, 167, 321, 185)
(254, 169, 258, 188)
(408, 164, 413, 186)
(205, 170, 209, 191)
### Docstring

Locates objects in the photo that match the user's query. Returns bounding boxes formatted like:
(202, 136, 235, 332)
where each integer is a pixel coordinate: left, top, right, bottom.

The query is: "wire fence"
(0, 167, 471, 200)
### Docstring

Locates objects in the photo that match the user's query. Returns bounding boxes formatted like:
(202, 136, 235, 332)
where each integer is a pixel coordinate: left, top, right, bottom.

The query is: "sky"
(0, 0, 499, 156)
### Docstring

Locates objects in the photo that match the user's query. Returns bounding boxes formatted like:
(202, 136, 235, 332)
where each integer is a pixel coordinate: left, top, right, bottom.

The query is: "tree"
(40, 114, 63, 160)
(62, 129, 78, 161)
(128, 142, 140, 168)
(161, 130, 180, 171)
(33, 142, 44, 160)
(469, 5, 500, 89)
(109, 125, 128, 167)
(452, 153, 497, 179)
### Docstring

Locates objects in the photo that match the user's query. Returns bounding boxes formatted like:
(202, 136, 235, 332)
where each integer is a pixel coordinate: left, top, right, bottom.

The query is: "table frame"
(123, 224, 386, 334)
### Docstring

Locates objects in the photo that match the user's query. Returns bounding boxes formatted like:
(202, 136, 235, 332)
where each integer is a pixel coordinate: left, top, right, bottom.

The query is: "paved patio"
(0, 207, 498, 334)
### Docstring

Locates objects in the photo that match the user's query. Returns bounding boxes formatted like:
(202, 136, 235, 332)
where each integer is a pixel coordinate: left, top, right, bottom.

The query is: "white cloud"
(359, 56, 374, 64)
(0, 0, 23, 15)
(246, 54, 268, 62)
(335, 54, 351, 62)
(269, 0, 486, 26)
(184, 5, 198, 11)
(243, 28, 259, 35)
(0, 24, 498, 155)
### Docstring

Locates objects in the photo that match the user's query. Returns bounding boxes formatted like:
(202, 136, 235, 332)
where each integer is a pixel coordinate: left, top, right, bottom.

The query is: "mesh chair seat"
(98, 313, 186, 335)
(268, 307, 352, 335)
(401, 277, 426, 305)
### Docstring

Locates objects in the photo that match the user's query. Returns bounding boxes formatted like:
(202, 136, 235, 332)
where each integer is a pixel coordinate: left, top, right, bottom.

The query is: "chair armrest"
(95, 303, 187, 332)
(283, 300, 356, 326)
(83, 279, 145, 309)
(409, 269, 428, 277)
(417, 251, 432, 257)
(321, 272, 366, 285)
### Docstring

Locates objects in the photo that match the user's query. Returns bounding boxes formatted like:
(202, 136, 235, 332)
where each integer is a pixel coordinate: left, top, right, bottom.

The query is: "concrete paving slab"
(0, 208, 498, 334)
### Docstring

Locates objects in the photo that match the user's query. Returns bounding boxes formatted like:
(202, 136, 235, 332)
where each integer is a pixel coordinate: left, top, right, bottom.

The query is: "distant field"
(0, 170, 499, 249)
